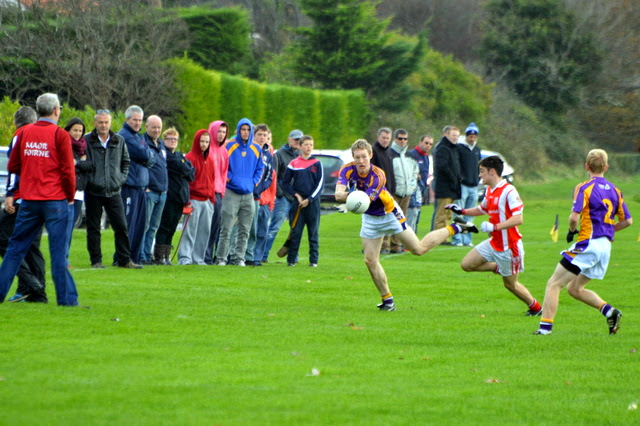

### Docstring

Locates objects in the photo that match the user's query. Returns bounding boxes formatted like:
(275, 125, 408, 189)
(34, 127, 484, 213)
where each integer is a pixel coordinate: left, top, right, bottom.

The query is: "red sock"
(528, 299, 541, 312)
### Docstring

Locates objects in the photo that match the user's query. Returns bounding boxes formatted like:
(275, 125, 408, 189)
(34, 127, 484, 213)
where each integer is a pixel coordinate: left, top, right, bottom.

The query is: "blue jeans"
(262, 196, 292, 262)
(452, 184, 478, 245)
(252, 204, 273, 264)
(142, 190, 167, 261)
(120, 185, 147, 264)
(0, 200, 78, 305)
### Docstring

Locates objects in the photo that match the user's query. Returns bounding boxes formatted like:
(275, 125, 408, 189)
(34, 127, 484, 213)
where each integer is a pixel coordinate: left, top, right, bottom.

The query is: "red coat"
(9, 120, 75, 202)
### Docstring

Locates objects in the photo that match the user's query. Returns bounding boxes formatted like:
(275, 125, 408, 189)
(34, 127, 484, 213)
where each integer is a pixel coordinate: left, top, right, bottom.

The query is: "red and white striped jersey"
(478, 180, 523, 252)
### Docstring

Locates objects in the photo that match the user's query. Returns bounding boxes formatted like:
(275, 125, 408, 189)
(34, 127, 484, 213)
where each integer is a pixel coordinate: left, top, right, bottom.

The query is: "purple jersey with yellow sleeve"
(573, 176, 631, 244)
(338, 162, 397, 216)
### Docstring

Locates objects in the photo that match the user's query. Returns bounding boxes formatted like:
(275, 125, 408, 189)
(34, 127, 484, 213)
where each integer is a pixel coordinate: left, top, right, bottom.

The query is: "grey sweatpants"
(178, 199, 214, 265)
(215, 189, 255, 263)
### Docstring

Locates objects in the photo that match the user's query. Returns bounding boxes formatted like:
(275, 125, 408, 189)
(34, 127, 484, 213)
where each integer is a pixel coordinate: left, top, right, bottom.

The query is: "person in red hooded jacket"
(204, 120, 229, 264)
(177, 130, 215, 265)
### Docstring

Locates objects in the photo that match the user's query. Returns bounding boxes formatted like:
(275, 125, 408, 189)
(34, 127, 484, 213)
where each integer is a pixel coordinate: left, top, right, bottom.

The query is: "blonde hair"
(351, 138, 372, 156)
(163, 127, 179, 139)
(586, 149, 608, 174)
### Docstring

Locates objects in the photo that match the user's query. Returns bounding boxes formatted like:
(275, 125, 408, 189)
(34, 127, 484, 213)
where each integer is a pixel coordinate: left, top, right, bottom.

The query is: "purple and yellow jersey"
(573, 176, 631, 244)
(338, 163, 397, 217)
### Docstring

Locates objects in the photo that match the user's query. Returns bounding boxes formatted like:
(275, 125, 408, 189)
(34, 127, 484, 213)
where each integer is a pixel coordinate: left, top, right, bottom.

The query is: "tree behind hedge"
(0, 0, 188, 116)
(290, 0, 424, 111)
(480, 0, 601, 114)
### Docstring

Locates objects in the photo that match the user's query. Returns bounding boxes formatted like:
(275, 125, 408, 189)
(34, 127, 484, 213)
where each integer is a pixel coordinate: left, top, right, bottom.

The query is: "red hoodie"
(9, 120, 75, 202)
(185, 129, 215, 202)
(207, 121, 229, 198)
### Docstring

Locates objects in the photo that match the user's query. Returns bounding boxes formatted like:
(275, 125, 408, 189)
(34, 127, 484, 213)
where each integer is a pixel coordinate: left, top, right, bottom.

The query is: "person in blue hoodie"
(214, 118, 264, 267)
(116, 105, 155, 266)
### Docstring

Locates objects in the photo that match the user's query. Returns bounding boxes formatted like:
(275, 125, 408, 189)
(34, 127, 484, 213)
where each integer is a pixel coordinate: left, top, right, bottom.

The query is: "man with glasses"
(0, 93, 80, 305)
(84, 109, 139, 269)
(261, 129, 302, 263)
(388, 129, 419, 253)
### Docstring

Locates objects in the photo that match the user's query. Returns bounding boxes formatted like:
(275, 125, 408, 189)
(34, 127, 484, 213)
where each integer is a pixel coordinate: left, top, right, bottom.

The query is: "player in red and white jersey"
(446, 155, 542, 316)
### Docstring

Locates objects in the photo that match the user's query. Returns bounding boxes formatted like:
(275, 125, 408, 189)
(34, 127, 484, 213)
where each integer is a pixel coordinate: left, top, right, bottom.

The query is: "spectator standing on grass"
(1, 106, 47, 303)
(154, 128, 194, 265)
(452, 123, 481, 247)
(84, 110, 138, 269)
(432, 126, 462, 240)
(388, 129, 419, 253)
(406, 134, 433, 233)
(204, 120, 229, 264)
(117, 105, 155, 265)
(535, 149, 632, 336)
(281, 135, 323, 267)
(262, 129, 302, 263)
(252, 129, 277, 267)
(244, 124, 275, 266)
(0, 93, 79, 306)
(371, 127, 394, 254)
(141, 115, 168, 265)
(335, 139, 477, 312)
(215, 118, 264, 267)
(178, 129, 214, 265)
(446, 155, 542, 316)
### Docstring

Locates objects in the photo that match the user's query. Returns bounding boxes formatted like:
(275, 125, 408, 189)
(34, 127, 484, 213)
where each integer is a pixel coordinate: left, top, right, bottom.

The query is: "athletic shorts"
(561, 237, 611, 280)
(475, 238, 524, 277)
(360, 211, 408, 240)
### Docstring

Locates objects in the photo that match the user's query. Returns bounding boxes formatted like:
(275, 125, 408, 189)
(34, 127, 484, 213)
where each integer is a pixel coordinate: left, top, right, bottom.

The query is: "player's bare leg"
(501, 273, 535, 305)
(399, 227, 450, 255)
(540, 264, 575, 320)
(460, 249, 498, 272)
(362, 237, 395, 310)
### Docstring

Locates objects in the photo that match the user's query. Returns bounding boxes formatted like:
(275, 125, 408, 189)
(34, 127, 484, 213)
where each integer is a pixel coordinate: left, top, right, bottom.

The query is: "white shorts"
(562, 237, 611, 280)
(475, 239, 524, 277)
(360, 212, 408, 240)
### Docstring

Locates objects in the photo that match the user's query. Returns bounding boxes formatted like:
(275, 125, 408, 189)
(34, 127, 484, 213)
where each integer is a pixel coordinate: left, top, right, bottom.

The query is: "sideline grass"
(1, 179, 639, 424)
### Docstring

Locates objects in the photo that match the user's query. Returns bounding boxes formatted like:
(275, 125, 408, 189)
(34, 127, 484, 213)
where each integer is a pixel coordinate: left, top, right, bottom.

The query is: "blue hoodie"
(225, 118, 264, 195)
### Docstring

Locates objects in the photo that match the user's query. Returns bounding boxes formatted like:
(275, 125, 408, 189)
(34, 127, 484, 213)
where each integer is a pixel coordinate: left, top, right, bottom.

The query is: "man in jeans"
(141, 115, 168, 264)
(0, 93, 79, 305)
(261, 129, 301, 263)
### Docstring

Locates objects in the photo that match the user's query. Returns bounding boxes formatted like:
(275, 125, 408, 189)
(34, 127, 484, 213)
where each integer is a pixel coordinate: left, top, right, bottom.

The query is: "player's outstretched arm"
(335, 183, 349, 202)
(615, 217, 633, 232)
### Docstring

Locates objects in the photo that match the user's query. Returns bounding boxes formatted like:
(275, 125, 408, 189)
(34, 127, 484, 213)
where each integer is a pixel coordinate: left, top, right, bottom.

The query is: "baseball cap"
(289, 129, 303, 139)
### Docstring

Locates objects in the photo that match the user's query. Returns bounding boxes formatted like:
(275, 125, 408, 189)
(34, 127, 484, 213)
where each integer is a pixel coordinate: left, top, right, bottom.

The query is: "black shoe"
(380, 249, 390, 255)
(377, 302, 396, 311)
(607, 309, 622, 335)
(92, 262, 106, 269)
(453, 217, 479, 234)
(525, 309, 542, 316)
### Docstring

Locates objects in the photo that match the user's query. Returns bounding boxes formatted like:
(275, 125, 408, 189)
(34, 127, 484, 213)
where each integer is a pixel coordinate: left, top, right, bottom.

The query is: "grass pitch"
(1, 177, 639, 425)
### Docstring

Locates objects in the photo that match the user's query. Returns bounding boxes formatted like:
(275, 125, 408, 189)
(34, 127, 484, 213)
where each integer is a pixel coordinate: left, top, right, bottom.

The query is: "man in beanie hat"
(452, 123, 482, 247)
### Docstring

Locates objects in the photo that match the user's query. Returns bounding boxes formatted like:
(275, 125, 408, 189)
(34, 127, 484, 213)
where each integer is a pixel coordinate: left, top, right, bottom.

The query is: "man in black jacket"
(432, 126, 462, 236)
(371, 127, 394, 254)
(154, 127, 195, 265)
(84, 110, 138, 268)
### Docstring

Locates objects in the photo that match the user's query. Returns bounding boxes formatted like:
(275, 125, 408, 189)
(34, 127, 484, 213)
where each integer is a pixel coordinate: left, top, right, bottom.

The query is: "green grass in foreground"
(1, 178, 639, 424)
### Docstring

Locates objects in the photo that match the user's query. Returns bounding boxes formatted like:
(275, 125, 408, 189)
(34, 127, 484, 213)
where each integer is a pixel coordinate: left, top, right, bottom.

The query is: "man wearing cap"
(261, 129, 301, 263)
(452, 123, 482, 247)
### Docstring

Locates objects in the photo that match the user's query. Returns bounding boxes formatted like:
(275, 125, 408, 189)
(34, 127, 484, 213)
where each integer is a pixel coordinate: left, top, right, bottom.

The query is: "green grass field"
(1, 177, 639, 425)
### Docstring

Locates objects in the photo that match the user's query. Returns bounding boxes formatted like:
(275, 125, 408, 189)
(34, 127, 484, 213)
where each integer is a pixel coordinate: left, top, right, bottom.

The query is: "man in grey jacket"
(84, 110, 139, 269)
(388, 129, 419, 253)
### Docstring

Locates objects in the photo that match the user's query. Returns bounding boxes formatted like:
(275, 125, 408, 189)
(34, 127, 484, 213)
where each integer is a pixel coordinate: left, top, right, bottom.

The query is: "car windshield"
(0, 155, 7, 174)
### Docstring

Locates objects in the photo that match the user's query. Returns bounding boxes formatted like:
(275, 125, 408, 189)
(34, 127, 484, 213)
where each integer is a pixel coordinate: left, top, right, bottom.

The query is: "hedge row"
(172, 58, 370, 151)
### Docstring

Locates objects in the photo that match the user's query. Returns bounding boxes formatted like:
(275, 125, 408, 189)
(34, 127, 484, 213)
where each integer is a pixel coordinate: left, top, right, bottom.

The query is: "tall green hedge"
(172, 58, 369, 150)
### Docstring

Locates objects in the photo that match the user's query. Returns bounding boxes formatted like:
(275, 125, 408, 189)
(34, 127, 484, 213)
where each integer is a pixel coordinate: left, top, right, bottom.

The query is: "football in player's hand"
(346, 190, 370, 214)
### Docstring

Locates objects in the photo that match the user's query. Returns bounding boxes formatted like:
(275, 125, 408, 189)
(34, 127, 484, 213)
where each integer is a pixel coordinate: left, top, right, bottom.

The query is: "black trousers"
(155, 199, 184, 247)
(85, 192, 131, 265)
(0, 205, 47, 302)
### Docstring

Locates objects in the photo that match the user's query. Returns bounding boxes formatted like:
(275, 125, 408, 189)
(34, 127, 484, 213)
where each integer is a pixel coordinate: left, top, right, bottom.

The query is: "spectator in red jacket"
(0, 93, 80, 306)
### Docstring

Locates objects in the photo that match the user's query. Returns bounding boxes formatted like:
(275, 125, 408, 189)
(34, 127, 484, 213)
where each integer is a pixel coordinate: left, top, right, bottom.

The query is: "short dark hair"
(64, 117, 86, 136)
(479, 155, 504, 177)
(254, 123, 270, 133)
(299, 135, 313, 145)
(394, 128, 408, 139)
(14, 106, 37, 129)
